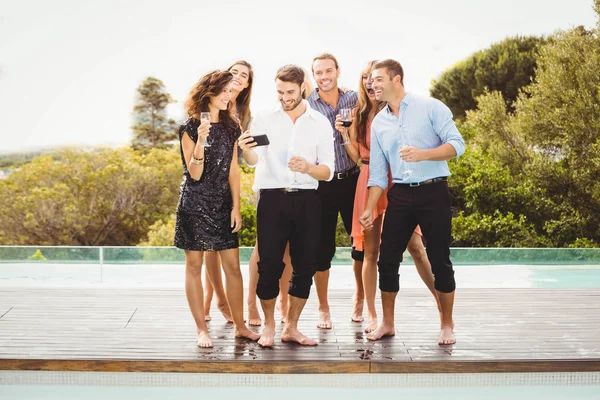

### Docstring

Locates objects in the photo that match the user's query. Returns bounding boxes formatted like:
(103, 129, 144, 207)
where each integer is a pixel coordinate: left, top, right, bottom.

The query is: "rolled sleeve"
(431, 100, 466, 158)
(366, 122, 389, 190)
(316, 118, 335, 181)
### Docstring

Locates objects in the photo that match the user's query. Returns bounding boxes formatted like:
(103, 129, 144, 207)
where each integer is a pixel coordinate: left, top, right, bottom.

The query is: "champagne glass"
(398, 138, 413, 181)
(200, 112, 211, 147)
(339, 108, 352, 145)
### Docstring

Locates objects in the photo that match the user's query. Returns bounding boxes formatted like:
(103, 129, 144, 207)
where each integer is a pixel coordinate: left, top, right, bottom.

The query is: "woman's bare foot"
(366, 323, 395, 341)
(438, 324, 456, 345)
(317, 308, 333, 329)
(235, 327, 260, 341)
(258, 324, 276, 347)
(281, 327, 318, 346)
(351, 295, 364, 322)
(276, 298, 288, 324)
(196, 331, 213, 348)
(217, 300, 233, 323)
(247, 304, 262, 326)
(364, 317, 378, 333)
(204, 313, 212, 322)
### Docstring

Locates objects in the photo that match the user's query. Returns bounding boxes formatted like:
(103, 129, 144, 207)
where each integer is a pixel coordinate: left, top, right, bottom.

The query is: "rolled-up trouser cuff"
(351, 248, 364, 262)
(288, 275, 313, 299)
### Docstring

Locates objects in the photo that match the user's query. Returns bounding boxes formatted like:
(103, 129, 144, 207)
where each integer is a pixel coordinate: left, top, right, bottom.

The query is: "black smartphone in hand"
(252, 134, 270, 146)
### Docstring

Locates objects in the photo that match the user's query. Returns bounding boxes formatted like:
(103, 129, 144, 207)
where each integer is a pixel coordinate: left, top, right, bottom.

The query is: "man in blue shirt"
(307, 53, 363, 329)
(359, 59, 465, 345)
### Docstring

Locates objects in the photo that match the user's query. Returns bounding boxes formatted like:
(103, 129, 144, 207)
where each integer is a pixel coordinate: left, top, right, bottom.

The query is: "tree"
(457, 5, 600, 247)
(0, 148, 181, 246)
(131, 77, 178, 150)
(430, 35, 547, 119)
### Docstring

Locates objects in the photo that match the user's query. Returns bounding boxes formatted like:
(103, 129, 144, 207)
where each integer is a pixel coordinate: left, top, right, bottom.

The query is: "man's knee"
(433, 267, 456, 293)
(377, 261, 400, 292)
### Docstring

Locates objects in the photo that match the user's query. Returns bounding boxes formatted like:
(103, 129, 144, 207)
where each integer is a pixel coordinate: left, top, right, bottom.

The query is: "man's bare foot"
(281, 327, 318, 346)
(247, 304, 262, 326)
(351, 295, 364, 322)
(317, 309, 333, 329)
(217, 301, 233, 323)
(235, 327, 261, 341)
(438, 325, 456, 345)
(364, 317, 378, 333)
(258, 324, 276, 347)
(366, 323, 395, 341)
(196, 332, 213, 348)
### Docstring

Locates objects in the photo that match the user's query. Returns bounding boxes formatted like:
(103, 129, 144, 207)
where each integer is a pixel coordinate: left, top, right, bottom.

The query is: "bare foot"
(351, 295, 364, 322)
(364, 317, 378, 333)
(247, 304, 262, 326)
(281, 327, 318, 346)
(217, 301, 233, 323)
(438, 325, 456, 345)
(196, 332, 213, 348)
(258, 324, 276, 347)
(204, 313, 212, 322)
(276, 298, 288, 324)
(235, 327, 260, 341)
(317, 309, 333, 329)
(366, 323, 395, 341)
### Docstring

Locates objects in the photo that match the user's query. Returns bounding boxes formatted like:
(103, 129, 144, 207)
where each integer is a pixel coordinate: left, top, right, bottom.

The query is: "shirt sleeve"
(316, 117, 335, 181)
(366, 120, 389, 190)
(430, 99, 466, 157)
(247, 112, 267, 167)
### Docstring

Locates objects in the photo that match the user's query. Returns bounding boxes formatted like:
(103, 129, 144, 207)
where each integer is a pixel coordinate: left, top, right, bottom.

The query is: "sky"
(0, 0, 597, 153)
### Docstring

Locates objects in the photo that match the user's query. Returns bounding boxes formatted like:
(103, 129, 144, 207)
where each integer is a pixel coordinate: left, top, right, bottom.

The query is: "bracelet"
(191, 155, 204, 165)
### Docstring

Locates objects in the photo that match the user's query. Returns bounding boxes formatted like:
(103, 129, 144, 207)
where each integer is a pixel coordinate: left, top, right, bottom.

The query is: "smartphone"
(252, 134, 270, 146)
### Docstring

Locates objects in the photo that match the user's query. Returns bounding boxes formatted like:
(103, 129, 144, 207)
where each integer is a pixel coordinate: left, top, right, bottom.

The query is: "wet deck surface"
(1, 288, 599, 373)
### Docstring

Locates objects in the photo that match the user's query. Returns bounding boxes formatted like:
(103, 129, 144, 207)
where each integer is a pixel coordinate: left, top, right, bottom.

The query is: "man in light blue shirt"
(359, 59, 465, 346)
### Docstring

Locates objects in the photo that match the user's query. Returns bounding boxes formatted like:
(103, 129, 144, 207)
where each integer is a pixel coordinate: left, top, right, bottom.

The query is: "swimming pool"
(1, 371, 599, 399)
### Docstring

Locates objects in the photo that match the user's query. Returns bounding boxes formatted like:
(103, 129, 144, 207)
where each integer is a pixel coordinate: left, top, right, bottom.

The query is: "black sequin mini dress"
(174, 118, 240, 251)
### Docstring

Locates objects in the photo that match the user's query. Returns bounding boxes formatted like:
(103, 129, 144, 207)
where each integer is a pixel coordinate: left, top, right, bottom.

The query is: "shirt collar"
(274, 99, 318, 120)
(311, 87, 345, 103)
(384, 92, 412, 114)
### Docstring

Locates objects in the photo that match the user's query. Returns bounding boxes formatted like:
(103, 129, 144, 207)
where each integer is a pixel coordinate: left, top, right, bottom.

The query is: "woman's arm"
(228, 143, 242, 233)
(182, 122, 210, 181)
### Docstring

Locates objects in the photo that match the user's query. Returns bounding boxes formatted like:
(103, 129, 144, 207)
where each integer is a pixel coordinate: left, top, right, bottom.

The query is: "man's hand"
(288, 156, 311, 174)
(400, 146, 426, 162)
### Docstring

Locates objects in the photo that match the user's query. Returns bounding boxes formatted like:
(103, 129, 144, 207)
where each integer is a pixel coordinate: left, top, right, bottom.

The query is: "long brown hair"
(227, 60, 253, 130)
(184, 70, 238, 133)
(355, 60, 384, 150)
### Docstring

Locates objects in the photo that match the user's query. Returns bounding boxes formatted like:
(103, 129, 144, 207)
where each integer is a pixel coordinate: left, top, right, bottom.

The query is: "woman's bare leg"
(277, 243, 293, 323)
(362, 216, 382, 333)
(351, 256, 365, 322)
(184, 250, 212, 348)
(247, 243, 262, 326)
(407, 233, 442, 323)
(218, 248, 259, 340)
(204, 251, 233, 322)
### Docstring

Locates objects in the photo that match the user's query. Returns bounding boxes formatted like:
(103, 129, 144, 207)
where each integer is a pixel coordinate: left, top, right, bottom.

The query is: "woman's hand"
(238, 131, 257, 152)
(231, 208, 242, 233)
(196, 121, 210, 144)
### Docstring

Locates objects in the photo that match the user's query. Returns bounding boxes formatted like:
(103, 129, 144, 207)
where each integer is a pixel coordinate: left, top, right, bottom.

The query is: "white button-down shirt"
(248, 100, 335, 192)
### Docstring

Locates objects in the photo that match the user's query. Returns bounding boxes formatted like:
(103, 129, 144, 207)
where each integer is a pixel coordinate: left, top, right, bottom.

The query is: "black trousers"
(256, 189, 321, 300)
(378, 181, 456, 293)
(316, 171, 360, 271)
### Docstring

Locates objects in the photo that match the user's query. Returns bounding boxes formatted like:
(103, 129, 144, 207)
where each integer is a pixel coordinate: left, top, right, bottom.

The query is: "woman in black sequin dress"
(174, 70, 259, 348)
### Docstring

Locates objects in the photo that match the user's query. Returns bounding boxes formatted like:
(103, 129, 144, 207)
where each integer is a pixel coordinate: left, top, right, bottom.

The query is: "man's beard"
(281, 95, 303, 111)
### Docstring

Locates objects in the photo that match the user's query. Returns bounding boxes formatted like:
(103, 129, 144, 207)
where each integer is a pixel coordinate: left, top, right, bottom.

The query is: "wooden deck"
(0, 287, 599, 373)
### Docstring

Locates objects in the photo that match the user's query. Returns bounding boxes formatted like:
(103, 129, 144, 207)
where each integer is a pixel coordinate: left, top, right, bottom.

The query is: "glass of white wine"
(200, 112, 211, 148)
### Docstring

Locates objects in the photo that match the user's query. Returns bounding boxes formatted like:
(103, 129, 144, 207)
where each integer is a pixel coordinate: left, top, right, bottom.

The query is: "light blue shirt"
(368, 93, 466, 190)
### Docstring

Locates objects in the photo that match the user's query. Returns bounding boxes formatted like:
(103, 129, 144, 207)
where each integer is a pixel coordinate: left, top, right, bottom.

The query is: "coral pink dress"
(351, 120, 422, 251)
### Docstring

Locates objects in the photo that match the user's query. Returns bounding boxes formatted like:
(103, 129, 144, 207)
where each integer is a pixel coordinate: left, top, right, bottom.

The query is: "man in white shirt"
(238, 65, 335, 347)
